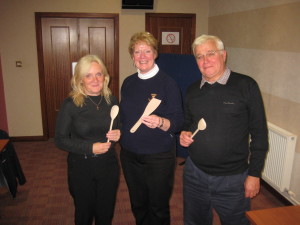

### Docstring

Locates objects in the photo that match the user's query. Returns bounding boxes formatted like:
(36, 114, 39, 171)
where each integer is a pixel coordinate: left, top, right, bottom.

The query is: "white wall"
(209, 0, 300, 204)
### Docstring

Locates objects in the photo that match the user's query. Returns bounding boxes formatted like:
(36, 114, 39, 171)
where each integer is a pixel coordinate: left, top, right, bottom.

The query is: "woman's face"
(81, 62, 104, 96)
(132, 42, 156, 74)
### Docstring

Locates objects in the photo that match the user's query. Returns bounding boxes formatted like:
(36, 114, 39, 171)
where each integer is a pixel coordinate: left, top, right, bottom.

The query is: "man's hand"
(179, 131, 194, 147)
(244, 175, 260, 198)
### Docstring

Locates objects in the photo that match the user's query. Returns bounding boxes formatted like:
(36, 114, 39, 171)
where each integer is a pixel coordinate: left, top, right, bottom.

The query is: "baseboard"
(261, 180, 293, 206)
(10, 135, 48, 142)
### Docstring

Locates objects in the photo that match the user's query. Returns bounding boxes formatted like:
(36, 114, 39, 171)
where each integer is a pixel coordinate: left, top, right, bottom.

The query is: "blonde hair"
(70, 54, 111, 107)
(192, 34, 225, 56)
(128, 31, 158, 57)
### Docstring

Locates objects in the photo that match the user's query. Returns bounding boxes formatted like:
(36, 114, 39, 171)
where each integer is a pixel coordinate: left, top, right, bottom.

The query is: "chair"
(0, 129, 26, 197)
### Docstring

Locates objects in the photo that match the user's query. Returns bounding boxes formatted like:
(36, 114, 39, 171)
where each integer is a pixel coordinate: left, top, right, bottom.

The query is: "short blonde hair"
(128, 31, 158, 57)
(70, 54, 111, 107)
(192, 34, 224, 56)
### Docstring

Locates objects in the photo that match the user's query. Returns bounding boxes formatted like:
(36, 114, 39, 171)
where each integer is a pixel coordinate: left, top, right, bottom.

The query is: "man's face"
(195, 40, 227, 82)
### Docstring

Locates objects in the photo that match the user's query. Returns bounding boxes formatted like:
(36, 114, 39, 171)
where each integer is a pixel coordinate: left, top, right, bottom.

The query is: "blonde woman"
(55, 54, 120, 225)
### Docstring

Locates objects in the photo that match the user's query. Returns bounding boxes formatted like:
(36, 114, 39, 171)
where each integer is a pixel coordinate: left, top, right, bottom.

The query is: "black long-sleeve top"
(184, 72, 268, 177)
(120, 70, 184, 154)
(55, 95, 120, 156)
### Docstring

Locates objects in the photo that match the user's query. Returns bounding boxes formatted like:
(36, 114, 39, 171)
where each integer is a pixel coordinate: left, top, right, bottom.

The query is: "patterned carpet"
(0, 141, 185, 225)
(0, 141, 287, 225)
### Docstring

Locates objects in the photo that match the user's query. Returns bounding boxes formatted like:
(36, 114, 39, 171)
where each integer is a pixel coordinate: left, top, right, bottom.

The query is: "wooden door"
(35, 13, 119, 139)
(146, 13, 196, 54)
(39, 17, 78, 139)
(0, 55, 8, 132)
(78, 18, 118, 94)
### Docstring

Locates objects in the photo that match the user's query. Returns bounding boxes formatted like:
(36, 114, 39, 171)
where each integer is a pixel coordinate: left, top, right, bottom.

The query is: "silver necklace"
(87, 95, 103, 110)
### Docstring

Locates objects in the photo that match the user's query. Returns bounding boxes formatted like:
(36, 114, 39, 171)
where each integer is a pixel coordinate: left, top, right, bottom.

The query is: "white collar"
(138, 64, 159, 80)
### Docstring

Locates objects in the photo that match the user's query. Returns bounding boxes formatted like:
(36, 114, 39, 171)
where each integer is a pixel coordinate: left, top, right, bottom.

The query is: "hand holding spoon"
(107, 105, 119, 142)
(191, 118, 207, 138)
(130, 98, 162, 133)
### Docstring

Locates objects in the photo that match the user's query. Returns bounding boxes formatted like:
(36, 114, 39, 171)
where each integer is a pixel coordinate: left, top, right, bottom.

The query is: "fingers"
(141, 115, 161, 129)
(93, 142, 111, 154)
(106, 129, 121, 142)
(245, 188, 259, 198)
(244, 176, 260, 198)
(179, 131, 194, 147)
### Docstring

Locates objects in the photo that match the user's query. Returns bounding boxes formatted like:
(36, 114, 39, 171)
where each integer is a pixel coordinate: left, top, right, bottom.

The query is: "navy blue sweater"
(120, 70, 184, 154)
(184, 72, 268, 177)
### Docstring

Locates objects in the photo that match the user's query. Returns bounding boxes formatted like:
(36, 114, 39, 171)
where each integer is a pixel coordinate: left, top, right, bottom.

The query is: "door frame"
(35, 12, 119, 140)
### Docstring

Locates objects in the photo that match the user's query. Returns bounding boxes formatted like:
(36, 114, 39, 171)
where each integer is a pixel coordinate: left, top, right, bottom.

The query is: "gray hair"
(192, 34, 224, 56)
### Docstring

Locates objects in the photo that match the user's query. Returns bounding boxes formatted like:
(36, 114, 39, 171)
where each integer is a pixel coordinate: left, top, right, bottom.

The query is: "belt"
(84, 154, 100, 159)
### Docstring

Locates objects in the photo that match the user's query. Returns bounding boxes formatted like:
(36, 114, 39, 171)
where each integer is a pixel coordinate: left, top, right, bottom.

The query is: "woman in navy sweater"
(120, 32, 184, 225)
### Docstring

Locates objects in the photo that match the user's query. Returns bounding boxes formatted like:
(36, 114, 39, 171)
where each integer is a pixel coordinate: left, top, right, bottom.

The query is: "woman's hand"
(141, 115, 161, 129)
(106, 129, 121, 142)
(92, 142, 111, 154)
(179, 131, 194, 147)
(142, 115, 170, 131)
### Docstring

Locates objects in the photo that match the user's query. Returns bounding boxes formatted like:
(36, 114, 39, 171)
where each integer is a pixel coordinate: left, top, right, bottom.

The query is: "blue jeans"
(183, 157, 250, 225)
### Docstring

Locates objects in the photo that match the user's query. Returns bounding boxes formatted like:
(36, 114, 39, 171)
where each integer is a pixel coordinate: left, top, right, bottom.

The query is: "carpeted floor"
(0, 141, 288, 225)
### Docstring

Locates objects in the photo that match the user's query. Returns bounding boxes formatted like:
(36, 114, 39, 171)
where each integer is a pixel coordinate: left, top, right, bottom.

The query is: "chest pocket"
(221, 99, 247, 117)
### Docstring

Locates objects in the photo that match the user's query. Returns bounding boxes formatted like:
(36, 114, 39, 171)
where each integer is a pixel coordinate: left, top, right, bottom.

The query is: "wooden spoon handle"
(107, 119, 114, 142)
(130, 119, 142, 133)
(109, 120, 114, 131)
(191, 129, 199, 138)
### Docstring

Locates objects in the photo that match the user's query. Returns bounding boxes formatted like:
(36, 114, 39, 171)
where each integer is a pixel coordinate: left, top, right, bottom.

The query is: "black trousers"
(67, 151, 119, 225)
(120, 148, 176, 225)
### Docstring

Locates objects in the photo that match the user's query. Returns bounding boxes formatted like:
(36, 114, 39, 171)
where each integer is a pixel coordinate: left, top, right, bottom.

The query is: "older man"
(180, 34, 269, 225)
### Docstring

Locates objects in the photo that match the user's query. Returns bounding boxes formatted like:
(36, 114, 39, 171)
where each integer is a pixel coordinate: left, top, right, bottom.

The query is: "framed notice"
(161, 32, 180, 45)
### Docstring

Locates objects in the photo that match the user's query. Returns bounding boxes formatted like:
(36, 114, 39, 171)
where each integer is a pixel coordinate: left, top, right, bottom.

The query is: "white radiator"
(262, 122, 297, 201)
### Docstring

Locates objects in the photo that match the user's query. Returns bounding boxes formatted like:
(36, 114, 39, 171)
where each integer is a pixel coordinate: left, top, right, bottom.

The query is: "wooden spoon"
(191, 118, 207, 138)
(130, 98, 162, 133)
(107, 105, 119, 142)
